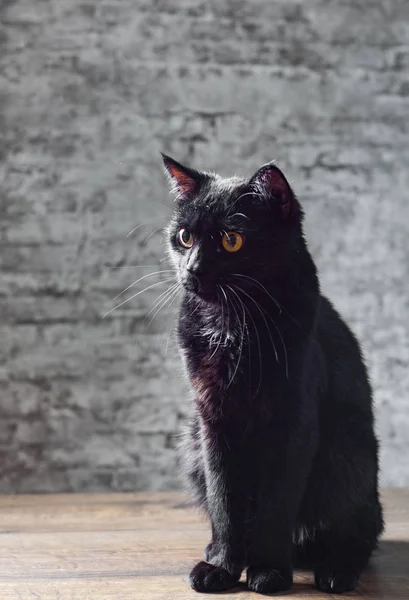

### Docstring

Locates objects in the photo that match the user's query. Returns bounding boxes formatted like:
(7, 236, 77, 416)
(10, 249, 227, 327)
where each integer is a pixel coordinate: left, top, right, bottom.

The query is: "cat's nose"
(186, 247, 207, 278)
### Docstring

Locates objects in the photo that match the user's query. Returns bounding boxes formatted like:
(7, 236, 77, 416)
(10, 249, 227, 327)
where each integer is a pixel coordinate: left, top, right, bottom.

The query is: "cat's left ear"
(162, 154, 202, 201)
(249, 163, 300, 220)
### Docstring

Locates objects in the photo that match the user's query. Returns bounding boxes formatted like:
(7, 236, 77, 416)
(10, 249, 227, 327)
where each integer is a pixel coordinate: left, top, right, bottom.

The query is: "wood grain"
(0, 490, 407, 599)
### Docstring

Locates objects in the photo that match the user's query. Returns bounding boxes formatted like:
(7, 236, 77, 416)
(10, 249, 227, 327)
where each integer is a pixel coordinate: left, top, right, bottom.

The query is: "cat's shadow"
(222, 541, 409, 597)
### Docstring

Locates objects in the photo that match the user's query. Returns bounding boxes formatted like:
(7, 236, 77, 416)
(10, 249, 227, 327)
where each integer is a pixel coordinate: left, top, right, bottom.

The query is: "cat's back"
(316, 295, 362, 356)
(301, 295, 379, 522)
(315, 295, 373, 416)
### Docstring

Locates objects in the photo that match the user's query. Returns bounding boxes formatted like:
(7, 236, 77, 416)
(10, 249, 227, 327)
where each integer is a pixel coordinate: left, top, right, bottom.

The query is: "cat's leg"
(313, 501, 383, 594)
(181, 420, 222, 570)
(313, 532, 374, 594)
(246, 426, 316, 595)
(180, 415, 207, 508)
(293, 529, 322, 569)
(292, 528, 370, 593)
(181, 417, 223, 565)
(189, 421, 248, 593)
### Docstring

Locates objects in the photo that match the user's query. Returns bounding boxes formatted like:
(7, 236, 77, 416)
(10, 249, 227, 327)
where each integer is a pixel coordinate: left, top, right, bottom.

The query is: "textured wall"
(1, 0, 408, 491)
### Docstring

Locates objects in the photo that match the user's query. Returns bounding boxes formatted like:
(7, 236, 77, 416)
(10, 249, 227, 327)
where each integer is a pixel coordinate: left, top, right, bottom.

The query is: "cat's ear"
(162, 154, 202, 200)
(249, 162, 299, 220)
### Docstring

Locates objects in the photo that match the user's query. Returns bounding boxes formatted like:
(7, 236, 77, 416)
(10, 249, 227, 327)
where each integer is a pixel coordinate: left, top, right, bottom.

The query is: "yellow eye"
(177, 228, 194, 248)
(222, 231, 243, 253)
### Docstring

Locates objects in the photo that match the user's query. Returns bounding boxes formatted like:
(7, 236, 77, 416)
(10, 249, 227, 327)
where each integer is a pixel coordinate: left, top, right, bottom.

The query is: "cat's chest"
(198, 318, 237, 353)
(180, 322, 246, 408)
(180, 306, 241, 360)
(181, 332, 237, 381)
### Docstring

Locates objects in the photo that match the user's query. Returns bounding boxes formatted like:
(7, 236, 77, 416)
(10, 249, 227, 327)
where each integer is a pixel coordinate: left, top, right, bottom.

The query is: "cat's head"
(163, 155, 304, 303)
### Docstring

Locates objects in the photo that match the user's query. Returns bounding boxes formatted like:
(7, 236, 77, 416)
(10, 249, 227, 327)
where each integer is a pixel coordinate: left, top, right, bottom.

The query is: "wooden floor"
(0, 490, 407, 599)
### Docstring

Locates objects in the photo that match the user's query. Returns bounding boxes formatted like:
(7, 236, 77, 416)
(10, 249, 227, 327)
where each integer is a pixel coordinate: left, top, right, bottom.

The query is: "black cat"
(162, 154, 383, 595)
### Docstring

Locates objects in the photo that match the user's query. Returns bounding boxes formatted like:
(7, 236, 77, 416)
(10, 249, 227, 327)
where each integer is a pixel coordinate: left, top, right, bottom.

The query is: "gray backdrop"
(1, 0, 408, 492)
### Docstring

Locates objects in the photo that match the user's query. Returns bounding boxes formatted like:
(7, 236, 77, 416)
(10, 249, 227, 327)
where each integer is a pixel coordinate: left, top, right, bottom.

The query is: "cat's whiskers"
(129, 281, 180, 362)
(143, 226, 165, 244)
(126, 223, 148, 237)
(232, 273, 282, 313)
(232, 273, 303, 332)
(225, 285, 246, 389)
(229, 286, 252, 385)
(229, 212, 250, 221)
(190, 299, 202, 319)
(114, 270, 175, 300)
(267, 309, 288, 379)
(145, 281, 181, 327)
(108, 265, 159, 269)
(231, 274, 291, 378)
(103, 277, 175, 318)
(232, 284, 279, 364)
(225, 287, 232, 346)
(209, 286, 225, 359)
(230, 191, 264, 212)
(232, 281, 289, 380)
(163, 285, 183, 356)
(218, 285, 231, 348)
(126, 217, 167, 238)
(230, 284, 262, 396)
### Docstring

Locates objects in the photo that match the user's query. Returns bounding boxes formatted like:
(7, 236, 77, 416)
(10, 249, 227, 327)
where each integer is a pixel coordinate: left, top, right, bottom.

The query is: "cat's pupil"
(226, 234, 236, 247)
(181, 229, 190, 243)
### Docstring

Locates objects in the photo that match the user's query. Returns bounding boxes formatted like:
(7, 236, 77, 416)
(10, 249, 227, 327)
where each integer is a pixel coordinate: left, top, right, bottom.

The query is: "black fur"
(163, 155, 383, 595)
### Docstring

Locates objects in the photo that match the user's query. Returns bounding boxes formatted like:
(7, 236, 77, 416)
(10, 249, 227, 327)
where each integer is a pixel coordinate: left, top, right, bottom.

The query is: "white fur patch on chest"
(200, 315, 233, 349)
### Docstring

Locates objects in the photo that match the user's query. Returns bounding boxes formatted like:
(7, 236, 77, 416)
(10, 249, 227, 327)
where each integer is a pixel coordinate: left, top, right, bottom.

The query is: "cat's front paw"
(189, 561, 240, 593)
(246, 565, 293, 594)
(314, 566, 359, 594)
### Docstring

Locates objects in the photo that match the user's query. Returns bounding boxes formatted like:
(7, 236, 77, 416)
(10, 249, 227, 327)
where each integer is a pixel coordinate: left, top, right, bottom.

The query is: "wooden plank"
(0, 490, 407, 599)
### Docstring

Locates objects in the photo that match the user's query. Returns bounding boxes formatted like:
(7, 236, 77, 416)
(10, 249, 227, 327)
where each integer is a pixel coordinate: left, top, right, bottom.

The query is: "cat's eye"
(177, 228, 194, 249)
(222, 231, 243, 253)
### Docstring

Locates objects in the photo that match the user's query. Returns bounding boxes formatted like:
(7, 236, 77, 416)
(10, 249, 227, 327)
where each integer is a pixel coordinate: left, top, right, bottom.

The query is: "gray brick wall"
(1, 0, 408, 491)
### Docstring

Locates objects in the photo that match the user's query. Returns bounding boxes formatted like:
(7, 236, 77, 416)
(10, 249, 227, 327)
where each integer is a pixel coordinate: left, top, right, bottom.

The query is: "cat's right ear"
(161, 154, 202, 201)
(249, 162, 300, 220)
